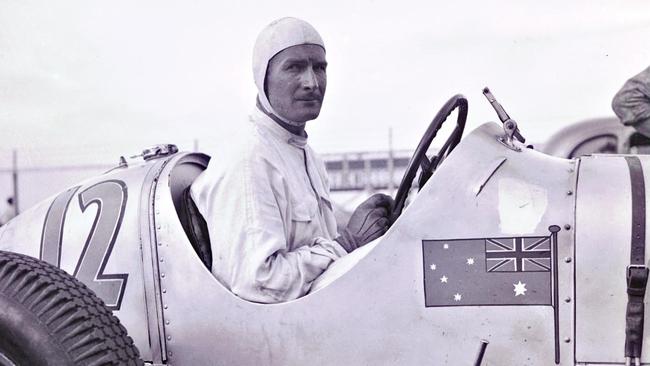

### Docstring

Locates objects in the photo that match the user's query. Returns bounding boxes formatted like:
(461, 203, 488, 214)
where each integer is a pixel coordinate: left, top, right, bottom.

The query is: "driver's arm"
(191, 148, 348, 304)
(612, 65, 650, 127)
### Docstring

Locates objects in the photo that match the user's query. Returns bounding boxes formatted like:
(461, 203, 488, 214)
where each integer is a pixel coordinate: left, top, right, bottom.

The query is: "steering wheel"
(390, 94, 468, 222)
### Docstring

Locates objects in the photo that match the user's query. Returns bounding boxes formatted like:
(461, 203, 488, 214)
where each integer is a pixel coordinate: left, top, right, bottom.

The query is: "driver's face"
(265, 44, 327, 123)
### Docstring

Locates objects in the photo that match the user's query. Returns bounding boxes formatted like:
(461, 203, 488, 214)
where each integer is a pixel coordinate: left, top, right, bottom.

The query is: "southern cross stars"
(453, 293, 462, 301)
(513, 281, 527, 296)
(440, 275, 448, 283)
(430, 264, 436, 271)
(466, 257, 475, 265)
(443, 243, 449, 249)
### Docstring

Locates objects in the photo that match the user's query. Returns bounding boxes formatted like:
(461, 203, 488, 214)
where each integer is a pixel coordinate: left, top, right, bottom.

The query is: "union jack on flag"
(485, 236, 551, 273)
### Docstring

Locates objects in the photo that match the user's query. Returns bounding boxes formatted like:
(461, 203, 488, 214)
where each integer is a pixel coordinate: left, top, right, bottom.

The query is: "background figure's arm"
(612, 66, 650, 126)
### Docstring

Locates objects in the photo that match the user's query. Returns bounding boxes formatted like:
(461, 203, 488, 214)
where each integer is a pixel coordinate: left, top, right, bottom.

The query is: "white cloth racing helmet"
(252, 17, 325, 127)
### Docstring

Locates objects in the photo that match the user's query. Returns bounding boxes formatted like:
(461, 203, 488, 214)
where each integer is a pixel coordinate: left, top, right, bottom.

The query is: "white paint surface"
(498, 177, 548, 234)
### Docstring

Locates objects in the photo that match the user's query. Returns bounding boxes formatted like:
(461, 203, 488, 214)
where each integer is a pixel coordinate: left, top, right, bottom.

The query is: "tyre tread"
(0, 251, 142, 366)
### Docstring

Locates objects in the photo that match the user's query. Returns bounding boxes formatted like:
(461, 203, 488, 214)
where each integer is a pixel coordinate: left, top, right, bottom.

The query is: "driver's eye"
(286, 64, 301, 71)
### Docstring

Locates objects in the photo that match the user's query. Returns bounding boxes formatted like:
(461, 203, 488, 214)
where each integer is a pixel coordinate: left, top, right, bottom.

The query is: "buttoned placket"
(287, 135, 329, 235)
(257, 111, 330, 237)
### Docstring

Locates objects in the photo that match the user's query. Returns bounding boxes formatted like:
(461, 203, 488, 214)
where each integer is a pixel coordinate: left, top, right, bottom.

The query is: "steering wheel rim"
(391, 94, 468, 222)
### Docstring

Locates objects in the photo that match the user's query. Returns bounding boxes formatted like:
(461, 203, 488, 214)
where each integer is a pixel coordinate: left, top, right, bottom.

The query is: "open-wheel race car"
(1, 89, 649, 365)
(542, 116, 650, 159)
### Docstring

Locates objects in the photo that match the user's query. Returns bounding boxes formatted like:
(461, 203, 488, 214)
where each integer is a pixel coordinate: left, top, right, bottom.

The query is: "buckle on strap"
(625, 265, 648, 359)
(627, 265, 649, 297)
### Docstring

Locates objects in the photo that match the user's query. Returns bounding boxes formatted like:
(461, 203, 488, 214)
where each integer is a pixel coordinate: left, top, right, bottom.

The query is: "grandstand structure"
(322, 150, 413, 192)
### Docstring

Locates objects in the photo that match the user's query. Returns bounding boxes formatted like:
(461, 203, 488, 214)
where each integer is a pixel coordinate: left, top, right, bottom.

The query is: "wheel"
(391, 94, 468, 222)
(0, 250, 143, 366)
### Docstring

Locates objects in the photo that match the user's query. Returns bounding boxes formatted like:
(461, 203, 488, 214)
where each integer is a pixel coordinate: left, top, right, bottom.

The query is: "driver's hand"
(335, 194, 394, 253)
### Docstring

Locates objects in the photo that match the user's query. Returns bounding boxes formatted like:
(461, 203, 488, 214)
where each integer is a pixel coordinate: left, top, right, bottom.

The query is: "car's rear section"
(574, 154, 650, 365)
(0, 150, 193, 365)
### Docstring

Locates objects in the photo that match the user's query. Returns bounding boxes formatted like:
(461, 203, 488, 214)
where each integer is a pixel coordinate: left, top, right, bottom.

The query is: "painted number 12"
(40, 179, 128, 310)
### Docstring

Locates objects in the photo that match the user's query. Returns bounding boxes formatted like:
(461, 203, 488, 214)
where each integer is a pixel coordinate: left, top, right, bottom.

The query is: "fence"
(0, 144, 417, 216)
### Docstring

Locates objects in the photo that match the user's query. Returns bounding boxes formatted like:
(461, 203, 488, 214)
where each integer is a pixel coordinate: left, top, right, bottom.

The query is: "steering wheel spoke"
(419, 155, 432, 172)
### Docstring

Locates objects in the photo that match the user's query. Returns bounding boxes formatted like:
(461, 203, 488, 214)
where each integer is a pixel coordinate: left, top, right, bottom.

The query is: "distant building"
(322, 150, 413, 192)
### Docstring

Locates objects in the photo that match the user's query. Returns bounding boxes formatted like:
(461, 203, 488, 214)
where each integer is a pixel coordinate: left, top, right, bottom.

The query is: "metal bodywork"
(540, 117, 650, 159)
(574, 155, 650, 364)
(154, 122, 578, 365)
(0, 155, 176, 364)
(0, 122, 649, 364)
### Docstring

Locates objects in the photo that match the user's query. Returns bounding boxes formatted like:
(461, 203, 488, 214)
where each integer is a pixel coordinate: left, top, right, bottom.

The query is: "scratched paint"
(497, 178, 548, 235)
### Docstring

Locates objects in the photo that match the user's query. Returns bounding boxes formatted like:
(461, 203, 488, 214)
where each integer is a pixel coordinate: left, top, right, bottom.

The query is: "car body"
(542, 116, 650, 158)
(0, 115, 649, 365)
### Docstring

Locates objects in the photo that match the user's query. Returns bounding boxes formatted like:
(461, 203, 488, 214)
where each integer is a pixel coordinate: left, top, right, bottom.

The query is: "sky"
(1, 0, 650, 209)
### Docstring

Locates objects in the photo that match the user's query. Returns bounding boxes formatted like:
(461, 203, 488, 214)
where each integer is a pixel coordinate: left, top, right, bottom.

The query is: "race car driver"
(190, 17, 393, 303)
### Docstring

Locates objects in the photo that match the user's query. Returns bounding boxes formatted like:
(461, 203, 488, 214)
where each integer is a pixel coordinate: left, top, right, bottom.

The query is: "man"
(612, 65, 650, 137)
(191, 17, 393, 303)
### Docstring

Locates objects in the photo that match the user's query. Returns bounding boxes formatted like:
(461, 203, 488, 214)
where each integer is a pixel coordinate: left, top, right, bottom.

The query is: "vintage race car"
(1, 90, 649, 365)
(542, 116, 650, 158)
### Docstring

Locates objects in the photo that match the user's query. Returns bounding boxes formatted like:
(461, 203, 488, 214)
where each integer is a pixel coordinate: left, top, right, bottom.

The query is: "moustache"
(295, 92, 322, 101)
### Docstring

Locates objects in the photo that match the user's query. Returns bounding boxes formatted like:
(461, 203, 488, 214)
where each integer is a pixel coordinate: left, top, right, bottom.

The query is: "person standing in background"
(612, 65, 650, 137)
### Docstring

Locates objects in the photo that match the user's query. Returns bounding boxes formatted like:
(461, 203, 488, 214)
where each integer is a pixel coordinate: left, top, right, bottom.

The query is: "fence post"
(388, 127, 394, 191)
(12, 149, 18, 214)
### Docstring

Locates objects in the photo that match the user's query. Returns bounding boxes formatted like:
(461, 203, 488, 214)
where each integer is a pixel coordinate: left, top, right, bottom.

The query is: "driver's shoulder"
(199, 133, 282, 185)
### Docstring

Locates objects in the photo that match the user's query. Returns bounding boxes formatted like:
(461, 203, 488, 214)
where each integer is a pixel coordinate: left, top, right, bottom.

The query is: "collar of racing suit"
(250, 106, 308, 148)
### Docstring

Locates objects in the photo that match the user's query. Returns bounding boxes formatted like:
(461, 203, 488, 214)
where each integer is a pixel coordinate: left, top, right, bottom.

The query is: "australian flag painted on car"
(422, 226, 559, 307)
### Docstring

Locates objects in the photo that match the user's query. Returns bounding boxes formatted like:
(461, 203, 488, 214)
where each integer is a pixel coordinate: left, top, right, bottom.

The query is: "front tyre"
(0, 251, 143, 366)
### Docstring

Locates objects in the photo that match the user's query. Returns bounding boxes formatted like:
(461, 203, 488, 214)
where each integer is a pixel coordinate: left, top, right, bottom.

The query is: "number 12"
(40, 180, 128, 310)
